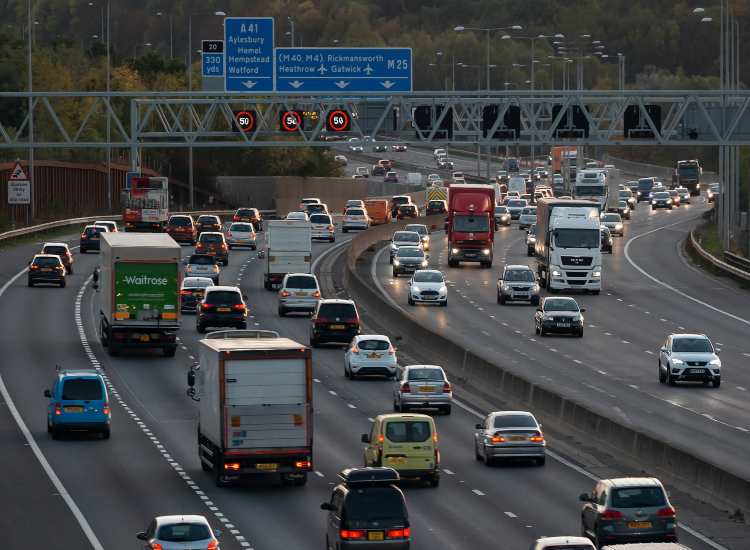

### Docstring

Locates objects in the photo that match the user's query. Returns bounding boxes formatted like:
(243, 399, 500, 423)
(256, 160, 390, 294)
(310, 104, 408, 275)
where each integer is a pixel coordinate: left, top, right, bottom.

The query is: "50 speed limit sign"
(280, 110, 304, 132)
(233, 110, 256, 133)
(326, 109, 351, 132)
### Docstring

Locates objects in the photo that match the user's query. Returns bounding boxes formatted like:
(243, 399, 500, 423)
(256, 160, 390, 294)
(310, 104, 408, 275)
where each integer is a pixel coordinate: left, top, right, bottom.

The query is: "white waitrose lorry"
(535, 199, 602, 294)
(188, 333, 313, 487)
(263, 219, 312, 290)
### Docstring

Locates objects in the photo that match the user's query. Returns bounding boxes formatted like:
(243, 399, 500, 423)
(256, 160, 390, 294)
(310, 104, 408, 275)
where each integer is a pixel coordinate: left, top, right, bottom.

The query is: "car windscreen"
(602, 214, 620, 222)
(319, 303, 357, 318)
(619, 191, 632, 198)
(553, 228, 600, 248)
(413, 272, 443, 283)
(170, 217, 192, 226)
(429, 201, 444, 207)
(392, 197, 409, 205)
(405, 225, 427, 235)
(61, 378, 103, 400)
(507, 200, 527, 208)
(189, 255, 215, 265)
(397, 248, 424, 258)
(610, 487, 666, 508)
(230, 223, 252, 232)
(654, 192, 670, 199)
(672, 338, 713, 353)
(344, 487, 407, 522)
(286, 276, 318, 289)
(346, 209, 365, 216)
(198, 216, 218, 224)
(495, 207, 508, 213)
(84, 227, 103, 236)
(504, 269, 535, 282)
(199, 234, 223, 243)
(310, 214, 331, 224)
(156, 523, 211, 542)
(453, 215, 490, 232)
(307, 204, 326, 213)
(205, 291, 241, 305)
(544, 299, 579, 312)
(385, 420, 431, 443)
(493, 414, 537, 429)
(34, 257, 62, 267)
(521, 208, 536, 215)
(394, 232, 420, 243)
(43, 246, 67, 255)
(407, 368, 445, 382)
(398, 205, 415, 212)
(359, 339, 390, 351)
(638, 179, 654, 190)
(678, 165, 699, 176)
(236, 209, 253, 216)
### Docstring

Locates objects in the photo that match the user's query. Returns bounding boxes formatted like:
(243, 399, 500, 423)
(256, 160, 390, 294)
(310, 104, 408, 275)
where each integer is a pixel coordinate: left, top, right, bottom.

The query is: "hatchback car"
(299, 197, 321, 210)
(497, 265, 540, 305)
(41, 242, 74, 274)
(226, 222, 256, 249)
(404, 224, 430, 251)
(166, 215, 197, 244)
(437, 158, 454, 170)
(495, 205, 511, 226)
(601, 226, 614, 254)
(407, 269, 447, 306)
(79, 224, 109, 253)
(278, 273, 321, 316)
(196, 214, 222, 234)
(342, 208, 370, 232)
(345, 335, 398, 379)
(580, 478, 677, 547)
(658, 333, 721, 387)
(601, 213, 624, 236)
(535, 296, 585, 337)
(196, 286, 248, 333)
(393, 365, 452, 415)
(616, 200, 632, 220)
(393, 247, 428, 278)
(675, 186, 691, 204)
(384, 171, 399, 183)
(185, 253, 220, 284)
(310, 299, 361, 347)
(507, 199, 528, 220)
(355, 166, 370, 178)
(397, 204, 418, 220)
(426, 200, 447, 215)
(93, 220, 118, 233)
(518, 207, 537, 230)
(137, 515, 221, 550)
(310, 213, 336, 242)
(28, 254, 66, 287)
(390, 196, 412, 217)
(196, 232, 229, 265)
(532, 537, 594, 550)
(45, 368, 110, 439)
(619, 189, 637, 210)
(651, 191, 673, 210)
(180, 276, 215, 313)
(286, 211, 310, 221)
(321, 468, 410, 549)
(233, 207, 263, 231)
(372, 164, 386, 177)
(389, 231, 422, 262)
(526, 224, 537, 256)
(474, 410, 546, 466)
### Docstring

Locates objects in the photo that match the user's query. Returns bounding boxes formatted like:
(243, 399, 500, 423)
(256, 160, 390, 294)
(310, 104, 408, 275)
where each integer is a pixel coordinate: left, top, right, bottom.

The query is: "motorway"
(0, 205, 740, 550)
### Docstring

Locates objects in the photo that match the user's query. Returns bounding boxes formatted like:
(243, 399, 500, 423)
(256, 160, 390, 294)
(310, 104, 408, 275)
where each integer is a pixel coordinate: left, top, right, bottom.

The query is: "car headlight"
(501, 215, 509, 221)
(543, 315, 554, 321)
(422, 236, 429, 242)
(528, 236, 536, 243)
(615, 224, 623, 230)
(393, 260, 400, 266)
(411, 286, 421, 294)
(709, 358, 721, 366)
(551, 270, 561, 277)
(421, 260, 429, 267)
(451, 248, 459, 254)
(502, 284, 512, 291)
(651, 200, 657, 204)
(637, 191, 642, 196)
(592, 270, 601, 278)
(439, 286, 447, 294)
(672, 358, 684, 365)
(531, 283, 540, 291)
(482, 248, 491, 255)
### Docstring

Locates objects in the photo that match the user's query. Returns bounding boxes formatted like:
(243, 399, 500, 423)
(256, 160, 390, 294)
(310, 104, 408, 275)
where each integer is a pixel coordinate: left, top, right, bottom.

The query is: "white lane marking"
(0, 265, 29, 296)
(472, 489, 485, 496)
(624, 218, 750, 327)
(347, 403, 357, 409)
(313, 378, 321, 383)
(442, 469, 455, 475)
(573, 359, 582, 364)
(504, 511, 518, 518)
(0, 376, 105, 550)
(603, 332, 612, 336)
(621, 340, 630, 344)
(645, 350, 654, 355)
(736, 427, 749, 433)
(315, 471, 325, 477)
(371, 246, 410, 315)
(737, 386, 747, 392)
(628, 384, 640, 390)
(328, 390, 337, 396)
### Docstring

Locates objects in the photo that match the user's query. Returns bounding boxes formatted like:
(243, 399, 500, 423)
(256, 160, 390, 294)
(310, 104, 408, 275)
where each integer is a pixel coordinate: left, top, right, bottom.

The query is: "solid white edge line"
(0, 375, 105, 550)
(371, 245, 410, 315)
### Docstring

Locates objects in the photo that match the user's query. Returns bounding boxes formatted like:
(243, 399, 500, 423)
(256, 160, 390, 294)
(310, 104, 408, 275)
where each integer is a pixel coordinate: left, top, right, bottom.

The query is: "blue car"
(45, 369, 110, 439)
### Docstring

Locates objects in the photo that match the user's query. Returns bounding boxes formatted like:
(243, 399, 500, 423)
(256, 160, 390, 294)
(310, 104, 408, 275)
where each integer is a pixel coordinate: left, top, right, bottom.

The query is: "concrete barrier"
(689, 229, 750, 282)
(343, 219, 750, 514)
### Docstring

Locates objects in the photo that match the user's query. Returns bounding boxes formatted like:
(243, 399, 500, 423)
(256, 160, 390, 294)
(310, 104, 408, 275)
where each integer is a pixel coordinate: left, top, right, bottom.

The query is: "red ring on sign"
(327, 109, 350, 132)
(281, 111, 302, 132)
(235, 110, 255, 132)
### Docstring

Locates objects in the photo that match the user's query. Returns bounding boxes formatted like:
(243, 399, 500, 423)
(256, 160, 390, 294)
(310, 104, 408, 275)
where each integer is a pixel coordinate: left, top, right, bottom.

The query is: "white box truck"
(187, 333, 313, 487)
(99, 233, 181, 356)
(263, 220, 312, 290)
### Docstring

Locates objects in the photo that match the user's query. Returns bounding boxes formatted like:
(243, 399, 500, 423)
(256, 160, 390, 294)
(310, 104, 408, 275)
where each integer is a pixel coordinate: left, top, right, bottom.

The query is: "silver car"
(389, 231, 422, 263)
(310, 213, 335, 242)
(393, 365, 452, 415)
(658, 333, 721, 387)
(473, 411, 546, 466)
(184, 254, 220, 284)
(497, 265, 540, 305)
(518, 207, 537, 230)
(404, 223, 430, 251)
(601, 213, 624, 236)
(137, 515, 221, 550)
(392, 246, 428, 277)
(580, 478, 678, 547)
(278, 273, 321, 316)
(226, 222, 256, 249)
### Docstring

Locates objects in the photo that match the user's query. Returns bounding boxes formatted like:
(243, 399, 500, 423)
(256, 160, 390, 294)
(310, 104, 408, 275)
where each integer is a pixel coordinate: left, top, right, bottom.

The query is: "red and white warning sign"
(7, 161, 30, 204)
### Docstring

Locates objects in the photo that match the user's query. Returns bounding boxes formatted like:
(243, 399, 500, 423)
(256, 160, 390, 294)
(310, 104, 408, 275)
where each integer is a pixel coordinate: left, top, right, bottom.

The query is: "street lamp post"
(454, 24, 522, 91)
(287, 16, 295, 47)
(502, 33, 564, 91)
(27, 0, 33, 222)
(157, 11, 174, 58)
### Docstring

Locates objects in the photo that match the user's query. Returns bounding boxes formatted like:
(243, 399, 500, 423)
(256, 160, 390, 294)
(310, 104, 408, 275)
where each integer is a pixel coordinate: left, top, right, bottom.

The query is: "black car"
(437, 158, 454, 170)
(393, 247, 428, 277)
(196, 286, 247, 333)
(196, 215, 222, 234)
(426, 200, 447, 215)
(321, 468, 410, 550)
(651, 191, 673, 210)
(601, 226, 613, 254)
(180, 277, 214, 313)
(372, 165, 386, 177)
(80, 224, 108, 253)
(310, 299, 360, 347)
(534, 296, 585, 337)
(28, 254, 66, 287)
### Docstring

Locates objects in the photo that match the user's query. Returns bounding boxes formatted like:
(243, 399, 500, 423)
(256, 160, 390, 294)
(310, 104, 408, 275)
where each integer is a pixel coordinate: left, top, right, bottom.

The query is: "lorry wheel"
(164, 346, 176, 357)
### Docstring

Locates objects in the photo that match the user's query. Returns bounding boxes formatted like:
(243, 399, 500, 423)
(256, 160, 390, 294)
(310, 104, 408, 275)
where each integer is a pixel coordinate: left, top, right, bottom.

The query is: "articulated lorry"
(535, 199, 602, 294)
(263, 220, 312, 290)
(447, 184, 495, 268)
(121, 176, 170, 232)
(574, 169, 607, 208)
(99, 233, 181, 356)
(188, 333, 313, 487)
(672, 159, 702, 195)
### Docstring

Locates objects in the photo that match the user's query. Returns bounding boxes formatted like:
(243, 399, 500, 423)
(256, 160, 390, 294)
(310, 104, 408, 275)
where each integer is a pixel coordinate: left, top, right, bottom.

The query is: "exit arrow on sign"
(289, 80, 304, 89)
(380, 80, 396, 89)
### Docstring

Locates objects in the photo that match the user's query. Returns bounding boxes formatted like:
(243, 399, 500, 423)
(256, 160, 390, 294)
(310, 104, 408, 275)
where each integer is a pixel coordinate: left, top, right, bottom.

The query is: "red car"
(397, 204, 418, 219)
(166, 215, 197, 244)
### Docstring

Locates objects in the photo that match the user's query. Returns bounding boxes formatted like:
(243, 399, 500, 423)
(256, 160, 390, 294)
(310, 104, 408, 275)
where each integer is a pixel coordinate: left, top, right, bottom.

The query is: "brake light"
(54, 403, 62, 416)
(201, 303, 211, 310)
(442, 382, 452, 393)
(149, 543, 164, 550)
(401, 382, 411, 393)
(103, 402, 110, 416)
(656, 506, 676, 518)
(386, 528, 411, 539)
(30, 264, 39, 270)
(207, 539, 219, 550)
(233, 215, 240, 221)
(314, 317, 329, 325)
(388, 346, 396, 355)
(377, 434, 384, 444)
(180, 289, 192, 295)
(312, 290, 321, 298)
(340, 530, 365, 540)
(601, 509, 623, 520)
(196, 243, 205, 249)
(343, 317, 359, 324)
(223, 462, 240, 471)
(351, 346, 360, 354)
(529, 432, 545, 443)
(280, 290, 291, 298)
(80, 233, 86, 238)
(232, 304, 246, 312)
(220, 244, 227, 250)
(490, 433, 506, 444)
(295, 460, 311, 469)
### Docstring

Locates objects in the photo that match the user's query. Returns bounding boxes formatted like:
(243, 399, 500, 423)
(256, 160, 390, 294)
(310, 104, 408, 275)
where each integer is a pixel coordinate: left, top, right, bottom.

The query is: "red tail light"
(29, 264, 39, 270)
(386, 528, 411, 539)
(223, 462, 240, 471)
(490, 433, 505, 444)
(180, 289, 192, 295)
(232, 304, 246, 312)
(149, 543, 164, 550)
(196, 243, 205, 249)
(233, 215, 240, 221)
(54, 403, 62, 416)
(529, 431, 545, 443)
(401, 382, 411, 393)
(350, 346, 360, 354)
(80, 233, 86, 238)
(280, 290, 291, 297)
(295, 460, 311, 469)
(207, 540, 219, 550)
(656, 506, 676, 518)
(442, 382, 452, 393)
(340, 530, 366, 540)
(201, 303, 211, 310)
(312, 290, 321, 298)
(601, 509, 623, 520)
(103, 402, 110, 415)
(220, 244, 227, 250)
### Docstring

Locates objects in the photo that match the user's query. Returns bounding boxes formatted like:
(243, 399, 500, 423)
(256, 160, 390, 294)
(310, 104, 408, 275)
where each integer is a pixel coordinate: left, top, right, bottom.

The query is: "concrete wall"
(604, 154, 719, 183)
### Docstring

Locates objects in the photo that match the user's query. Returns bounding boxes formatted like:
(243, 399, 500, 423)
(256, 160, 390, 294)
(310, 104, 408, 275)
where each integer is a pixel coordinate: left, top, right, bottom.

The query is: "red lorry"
(447, 184, 496, 268)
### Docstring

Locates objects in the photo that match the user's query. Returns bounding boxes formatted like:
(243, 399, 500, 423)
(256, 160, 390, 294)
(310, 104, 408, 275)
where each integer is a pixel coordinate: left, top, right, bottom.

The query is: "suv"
(233, 207, 263, 231)
(658, 333, 721, 387)
(580, 477, 678, 547)
(196, 232, 229, 266)
(310, 213, 335, 242)
(41, 242, 74, 274)
(45, 369, 110, 439)
(342, 208, 370, 232)
(497, 265, 540, 305)
(166, 215, 197, 244)
(195, 214, 221, 234)
(196, 286, 248, 333)
(28, 254, 67, 287)
(79, 224, 109, 253)
(278, 273, 321, 317)
(320, 468, 411, 549)
(310, 299, 360, 347)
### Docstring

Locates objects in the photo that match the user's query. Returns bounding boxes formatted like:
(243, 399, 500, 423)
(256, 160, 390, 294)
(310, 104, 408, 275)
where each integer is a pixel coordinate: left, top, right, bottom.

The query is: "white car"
(137, 515, 220, 550)
(345, 199, 365, 209)
(344, 335, 398, 379)
(299, 197, 321, 209)
(658, 333, 721, 387)
(310, 213, 335, 242)
(518, 207, 537, 230)
(226, 222, 256, 249)
(600, 213, 624, 236)
(408, 269, 447, 306)
(675, 186, 691, 204)
(404, 223, 430, 251)
(334, 154, 348, 164)
(93, 220, 118, 232)
(342, 208, 369, 232)
(286, 211, 310, 221)
(531, 537, 594, 550)
(355, 166, 369, 178)
(433, 148, 447, 159)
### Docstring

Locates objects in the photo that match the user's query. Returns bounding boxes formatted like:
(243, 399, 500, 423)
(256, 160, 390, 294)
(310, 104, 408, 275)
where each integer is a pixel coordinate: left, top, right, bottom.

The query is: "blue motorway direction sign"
(224, 17, 274, 92)
(275, 47, 412, 92)
(202, 40, 224, 78)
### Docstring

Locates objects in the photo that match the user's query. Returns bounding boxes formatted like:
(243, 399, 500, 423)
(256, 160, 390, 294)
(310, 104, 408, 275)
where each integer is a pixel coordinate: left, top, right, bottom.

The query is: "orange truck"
(363, 199, 390, 225)
(551, 146, 577, 174)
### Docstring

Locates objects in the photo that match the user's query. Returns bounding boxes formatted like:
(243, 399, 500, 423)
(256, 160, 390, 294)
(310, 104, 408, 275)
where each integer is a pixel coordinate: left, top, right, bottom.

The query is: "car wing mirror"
(136, 532, 148, 541)
(214, 529, 222, 538)
(44, 389, 52, 398)
(660, 346, 668, 353)
(361, 433, 370, 443)
(321, 502, 335, 511)
(475, 423, 483, 430)
(578, 493, 591, 502)
(579, 308, 586, 313)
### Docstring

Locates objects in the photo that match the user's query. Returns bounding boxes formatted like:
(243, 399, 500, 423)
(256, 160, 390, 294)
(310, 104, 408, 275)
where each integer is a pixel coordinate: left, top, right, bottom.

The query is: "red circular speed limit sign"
(326, 109, 351, 132)
(233, 110, 256, 133)
(280, 110, 303, 132)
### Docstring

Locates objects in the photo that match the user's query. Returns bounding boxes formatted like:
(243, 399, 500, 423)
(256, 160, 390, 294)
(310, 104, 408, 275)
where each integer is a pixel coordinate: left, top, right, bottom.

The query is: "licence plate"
(255, 463, 278, 471)
(91, 236, 99, 240)
(628, 521, 652, 529)
(140, 334, 151, 342)
(509, 435, 527, 441)
(419, 386, 435, 393)
(465, 253, 477, 257)
(556, 323, 570, 328)
(41, 268, 52, 272)
(330, 324, 345, 330)
(367, 532, 385, 541)
(689, 368, 704, 373)
(296, 292, 309, 296)
(387, 456, 406, 464)
(367, 353, 382, 359)
(217, 307, 231, 312)
(63, 406, 84, 413)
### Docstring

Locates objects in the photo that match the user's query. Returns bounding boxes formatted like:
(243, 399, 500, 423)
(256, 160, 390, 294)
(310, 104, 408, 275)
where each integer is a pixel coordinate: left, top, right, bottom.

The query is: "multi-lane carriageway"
(2, 192, 749, 549)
